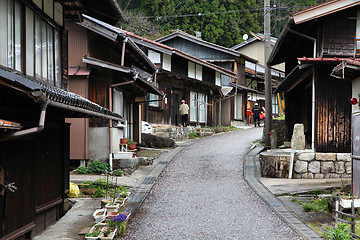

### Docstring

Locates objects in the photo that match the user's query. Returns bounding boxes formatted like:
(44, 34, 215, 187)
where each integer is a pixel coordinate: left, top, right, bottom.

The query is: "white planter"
(93, 208, 107, 223)
(105, 203, 120, 213)
(339, 198, 360, 209)
(86, 223, 117, 240)
(113, 152, 133, 159)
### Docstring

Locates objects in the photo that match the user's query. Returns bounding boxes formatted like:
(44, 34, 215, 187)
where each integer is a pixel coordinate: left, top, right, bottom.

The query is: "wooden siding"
(321, 7, 356, 57)
(316, 65, 351, 153)
(66, 21, 88, 68)
(66, 77, 89, 160)
(0, 89, 67, 238)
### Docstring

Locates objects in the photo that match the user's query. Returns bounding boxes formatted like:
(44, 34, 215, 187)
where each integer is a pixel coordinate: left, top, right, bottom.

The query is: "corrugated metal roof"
(83, 55, 164, 96)
(0, 66, 123, 121)
(156, 30, 258, 63)
(119, 29, 237, 79)
(81, 14, 157, 74)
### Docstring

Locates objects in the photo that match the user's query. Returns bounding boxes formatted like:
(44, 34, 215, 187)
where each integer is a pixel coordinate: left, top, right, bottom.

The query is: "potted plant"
(128, 141, 137, 150)
(105, 213, 130, 236)
(85, 224, 103, 240)
(120, 138, 127, 144)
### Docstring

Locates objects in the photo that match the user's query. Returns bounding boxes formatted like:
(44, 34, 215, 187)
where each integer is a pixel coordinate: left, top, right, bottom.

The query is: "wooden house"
(0, 0, 122, 239)
(66, 14, 163, 163)
(156, 30, 262, 126)
(268, 0, 360, 152)
(118, 30, 240, 127)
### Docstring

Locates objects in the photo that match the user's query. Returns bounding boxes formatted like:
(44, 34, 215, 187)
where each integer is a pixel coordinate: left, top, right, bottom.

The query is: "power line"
(132, 6, 309, 20)
(146, 0, 192, 40)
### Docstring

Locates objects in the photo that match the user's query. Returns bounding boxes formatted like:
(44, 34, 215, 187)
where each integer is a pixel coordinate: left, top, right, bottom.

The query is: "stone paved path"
(120, 128, 303, 240)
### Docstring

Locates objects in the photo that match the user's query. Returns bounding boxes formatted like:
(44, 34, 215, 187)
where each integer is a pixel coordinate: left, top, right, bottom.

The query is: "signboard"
(352, 113, 360, 197)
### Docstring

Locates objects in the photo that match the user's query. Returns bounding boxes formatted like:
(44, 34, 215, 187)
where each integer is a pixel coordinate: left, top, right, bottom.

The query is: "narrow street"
(121, 128, 302, 239)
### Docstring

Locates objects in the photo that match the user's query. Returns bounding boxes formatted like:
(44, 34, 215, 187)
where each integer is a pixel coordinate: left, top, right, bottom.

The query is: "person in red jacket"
(252, 103, 262, 127)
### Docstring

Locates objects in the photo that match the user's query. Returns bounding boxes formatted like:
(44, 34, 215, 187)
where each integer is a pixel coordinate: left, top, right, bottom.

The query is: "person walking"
(252, 103, 262, 127)
(179, 100, 189, 127)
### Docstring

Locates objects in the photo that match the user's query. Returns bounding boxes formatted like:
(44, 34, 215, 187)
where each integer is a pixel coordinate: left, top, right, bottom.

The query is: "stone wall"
(262, 119, 286, 147)
(259, 151, 351, 179)
(293, 152, 351, 179)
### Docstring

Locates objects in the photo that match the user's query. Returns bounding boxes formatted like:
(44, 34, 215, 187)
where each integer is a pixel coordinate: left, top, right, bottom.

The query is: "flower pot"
(128, 143, 136, 150)
(105, 203, 120, 213)
(93, 208, 107, 223)
(87, 223, 117, 240)
(120, 138, 127, 144)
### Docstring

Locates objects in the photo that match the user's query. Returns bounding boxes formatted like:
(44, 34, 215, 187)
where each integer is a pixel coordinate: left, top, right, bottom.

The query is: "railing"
(334, 199, 360, 239)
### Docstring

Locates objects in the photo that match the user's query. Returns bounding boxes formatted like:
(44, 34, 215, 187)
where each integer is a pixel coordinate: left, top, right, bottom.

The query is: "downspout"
(0, 91, 48, 142)
(311, 41, 316, 151)
(109, 87, 113, 171)
(110, 37, 128, 170)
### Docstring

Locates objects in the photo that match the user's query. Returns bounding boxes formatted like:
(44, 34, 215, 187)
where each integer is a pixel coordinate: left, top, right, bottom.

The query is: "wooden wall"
(0, 88, 68, 239)
(316, 65, 351, 153)
(321, 7, 356, 57)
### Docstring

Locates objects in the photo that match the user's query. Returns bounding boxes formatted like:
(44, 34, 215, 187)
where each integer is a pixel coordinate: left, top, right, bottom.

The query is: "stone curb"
(243, 145, 322, 240)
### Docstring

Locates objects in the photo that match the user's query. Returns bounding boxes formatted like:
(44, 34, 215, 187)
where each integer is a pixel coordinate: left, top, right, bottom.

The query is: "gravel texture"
(120, 128, 303, 240)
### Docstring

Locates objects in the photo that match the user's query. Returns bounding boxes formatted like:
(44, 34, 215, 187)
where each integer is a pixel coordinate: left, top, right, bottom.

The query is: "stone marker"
(291, 123, 305, 150)
(270, 129, 277, 149)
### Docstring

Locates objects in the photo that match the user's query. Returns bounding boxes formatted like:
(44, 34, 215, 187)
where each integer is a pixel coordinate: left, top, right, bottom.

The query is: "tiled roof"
(0, 66, 123, 121)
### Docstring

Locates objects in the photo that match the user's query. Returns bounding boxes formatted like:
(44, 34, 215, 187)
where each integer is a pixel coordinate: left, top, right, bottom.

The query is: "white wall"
(89, 127, 124, 160)
(352, 77, 360, 114)
(89, 127, 109, 160)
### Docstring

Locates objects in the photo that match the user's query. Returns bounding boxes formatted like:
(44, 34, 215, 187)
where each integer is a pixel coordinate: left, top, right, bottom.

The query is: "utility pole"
(264, 0, 272, 147)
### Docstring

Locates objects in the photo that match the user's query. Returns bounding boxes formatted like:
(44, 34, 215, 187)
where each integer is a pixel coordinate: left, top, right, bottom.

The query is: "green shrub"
(87, 160, 110, 174)
(75, 166, 91, 174)
(323, 223, 350, 240)
(189, 132, 200, 139)
(302, 198, 328, 212)
(113, 169, 123, 176)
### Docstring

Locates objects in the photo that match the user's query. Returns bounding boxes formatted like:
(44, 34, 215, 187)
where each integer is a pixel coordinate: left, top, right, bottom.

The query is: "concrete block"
(321, 162, 335, 174)
(294, 160, 308, 173)
(296, 152, 315, 161)
(337, 153, 351, 162)
(118, 158, 139, 169)
(316, 153, 337, 161)
(308, 161, 320, 173)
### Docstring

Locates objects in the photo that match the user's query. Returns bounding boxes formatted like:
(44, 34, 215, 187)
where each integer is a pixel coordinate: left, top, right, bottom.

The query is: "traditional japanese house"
(0, 0, 122, 239)
(118, 30, 239, 127)
(156, 30, 261, 126)
(66, 14, 163, 163)
(268, 0, 360, 152)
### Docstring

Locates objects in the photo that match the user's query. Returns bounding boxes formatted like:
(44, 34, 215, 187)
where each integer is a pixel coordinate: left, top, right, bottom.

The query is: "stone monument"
(291, 123, 305, 150)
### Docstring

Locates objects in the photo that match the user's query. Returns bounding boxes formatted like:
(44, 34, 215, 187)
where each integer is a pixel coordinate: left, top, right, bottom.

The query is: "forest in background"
(117, 0, 327, 48)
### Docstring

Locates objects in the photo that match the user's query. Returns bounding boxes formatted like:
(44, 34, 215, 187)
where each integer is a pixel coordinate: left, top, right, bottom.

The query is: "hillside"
(117, 0, 327, 48)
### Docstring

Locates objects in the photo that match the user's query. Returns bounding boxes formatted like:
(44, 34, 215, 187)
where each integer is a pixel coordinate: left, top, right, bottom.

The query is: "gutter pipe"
(0, 91, 48, 142)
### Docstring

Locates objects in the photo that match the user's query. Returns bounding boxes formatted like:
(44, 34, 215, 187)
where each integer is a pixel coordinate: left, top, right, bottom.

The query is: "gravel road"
(120, 128, 302, 240)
